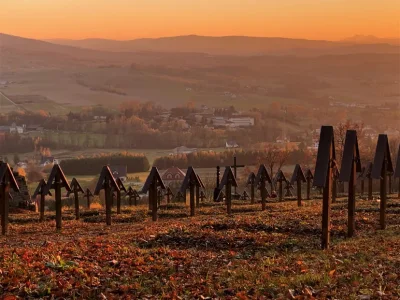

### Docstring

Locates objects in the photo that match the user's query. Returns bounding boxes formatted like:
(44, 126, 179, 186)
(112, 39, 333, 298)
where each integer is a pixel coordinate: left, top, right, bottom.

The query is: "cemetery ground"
(0, 196, 399, 299)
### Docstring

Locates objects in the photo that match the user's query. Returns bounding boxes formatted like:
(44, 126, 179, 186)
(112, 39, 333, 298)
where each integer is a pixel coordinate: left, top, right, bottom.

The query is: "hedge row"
(60, 153, 150, 175)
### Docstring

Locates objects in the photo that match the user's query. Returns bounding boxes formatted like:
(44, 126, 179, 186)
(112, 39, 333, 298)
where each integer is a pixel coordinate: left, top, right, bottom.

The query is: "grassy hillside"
(0, 197, 399, 298)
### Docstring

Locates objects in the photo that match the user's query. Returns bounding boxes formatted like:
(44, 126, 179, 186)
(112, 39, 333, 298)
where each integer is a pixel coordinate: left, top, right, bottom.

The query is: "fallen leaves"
(0, 199, 398, 299)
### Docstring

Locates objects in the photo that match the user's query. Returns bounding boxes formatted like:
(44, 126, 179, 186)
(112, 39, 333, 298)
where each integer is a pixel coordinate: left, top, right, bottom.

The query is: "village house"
(161, 167, 186, 185)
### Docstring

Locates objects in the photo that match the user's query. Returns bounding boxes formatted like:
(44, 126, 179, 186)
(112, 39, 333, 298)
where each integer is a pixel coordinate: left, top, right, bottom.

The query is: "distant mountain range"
(44, 34, 400, 56)
(341, 35, 400, 45)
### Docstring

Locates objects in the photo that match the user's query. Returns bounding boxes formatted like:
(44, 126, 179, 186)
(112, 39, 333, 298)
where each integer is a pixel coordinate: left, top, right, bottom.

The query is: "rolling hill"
(46, 35, 400, 56)
(0, 33, 399, 113)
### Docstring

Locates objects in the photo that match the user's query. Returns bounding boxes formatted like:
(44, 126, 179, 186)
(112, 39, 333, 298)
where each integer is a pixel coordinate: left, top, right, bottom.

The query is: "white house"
(226, 141, 239, 148)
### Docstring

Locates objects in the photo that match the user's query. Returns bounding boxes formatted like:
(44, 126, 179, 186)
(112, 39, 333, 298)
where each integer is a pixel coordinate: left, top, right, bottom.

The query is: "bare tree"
(334, 120, 365, 167)
(262, 145, 290, 191)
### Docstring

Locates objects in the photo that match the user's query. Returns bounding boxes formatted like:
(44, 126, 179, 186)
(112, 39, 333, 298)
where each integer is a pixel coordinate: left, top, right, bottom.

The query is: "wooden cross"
(231, 156, 245, 195)
(365, 162, 374, 200)
(274, 170, 287, 201)
(94, 166, 120, 226)
(388, 172, 393, 195)
(180, 167, 202, 216)
(115, 178, 127, 214)
(305, 169, 314, 200)
(314, 125, 336, 249)
(255, 165, 272, 211)
(371, 134, 393, 230)
(199, 190, 207, 202)
(290, 164, 306, 207)
(142, 167, 166, 221)
(196, 173, 205, 208)
(127, 187, 140, 206)
(332, 168, 340, 203)
(358, 166, 366, 197)
(213, 166, 221, 201)
(44, 164, 71, 230)
(219, 167, 238, 214)
(33, 179, 51, 222)
(284, 180, 294, 197)
(176, 191, 185, 202)
(0, 163, 19, 235)
(68, 178, 84, 220)
(157, 189, 163, 206)
(84, 188, 94, 208)
(241, 190, 250, 200)
(247, 172, 256, 204)
(165, 187, 174, 204)
(339, 130, 361, 237)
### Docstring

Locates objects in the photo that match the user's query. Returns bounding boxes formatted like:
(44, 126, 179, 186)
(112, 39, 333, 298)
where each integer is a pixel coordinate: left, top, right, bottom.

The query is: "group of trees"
(153, 147, 314, 171)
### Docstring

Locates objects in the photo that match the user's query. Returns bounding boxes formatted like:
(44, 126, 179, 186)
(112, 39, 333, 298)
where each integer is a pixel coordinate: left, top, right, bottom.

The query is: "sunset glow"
(1, 0, 399, 40)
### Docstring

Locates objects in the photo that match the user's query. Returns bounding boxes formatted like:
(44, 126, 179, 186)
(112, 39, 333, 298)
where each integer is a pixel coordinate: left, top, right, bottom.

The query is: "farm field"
(0, 197, 399, 299)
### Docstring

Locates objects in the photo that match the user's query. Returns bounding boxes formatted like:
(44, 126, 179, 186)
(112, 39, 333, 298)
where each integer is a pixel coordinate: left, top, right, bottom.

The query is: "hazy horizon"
(2, 0, 399, 41)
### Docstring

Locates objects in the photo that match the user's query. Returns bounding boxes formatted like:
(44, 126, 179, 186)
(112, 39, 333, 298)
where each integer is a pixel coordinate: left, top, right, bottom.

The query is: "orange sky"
(1, 0, 399, 40)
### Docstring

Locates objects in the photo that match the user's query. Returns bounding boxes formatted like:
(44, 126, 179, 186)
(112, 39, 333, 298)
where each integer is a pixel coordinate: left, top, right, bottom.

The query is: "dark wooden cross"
(84, 188, 94, 208)
(94, 166, 120, 226)
(290, 164, 306, 207)
(126, 187, 140, 206)
(365, 162, 374, 200)
(231, 156, 245, 195)
(339, 130, 361, 238)
(305, 169, 314, 200)
(219, 167, 238, 214)
(371, 134, 393, 230)
(44, 164, 71, 230)
(176, 191, 185, 202)
(180, 167, 202, 216)
(115, 177, 127, 214)
(165, 187, 174, 204)
(196, 173, 205, 208)
(314, 125, 336, 250)
(33, 179, 51, 222)
(255, 165, 272, 211)
(331, 168, 340, 203)
(241, 190, 250, 200)
(217, 189, 225, 202)
(157, 189, 163, 207)
(213, 166, 221, 201)
(142, 167, 166, 221)
(274, 170, 287, 201)
(358, 166, 366, 197)
(284, 180, 294, 198)
(388, 172, 393, 195)
(394, 145, 400, 199)
(0, 163, 19, 235)
(69, 178, 84, 220)
(199, 190, 207, 202)
(247, 172, 256, 204)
